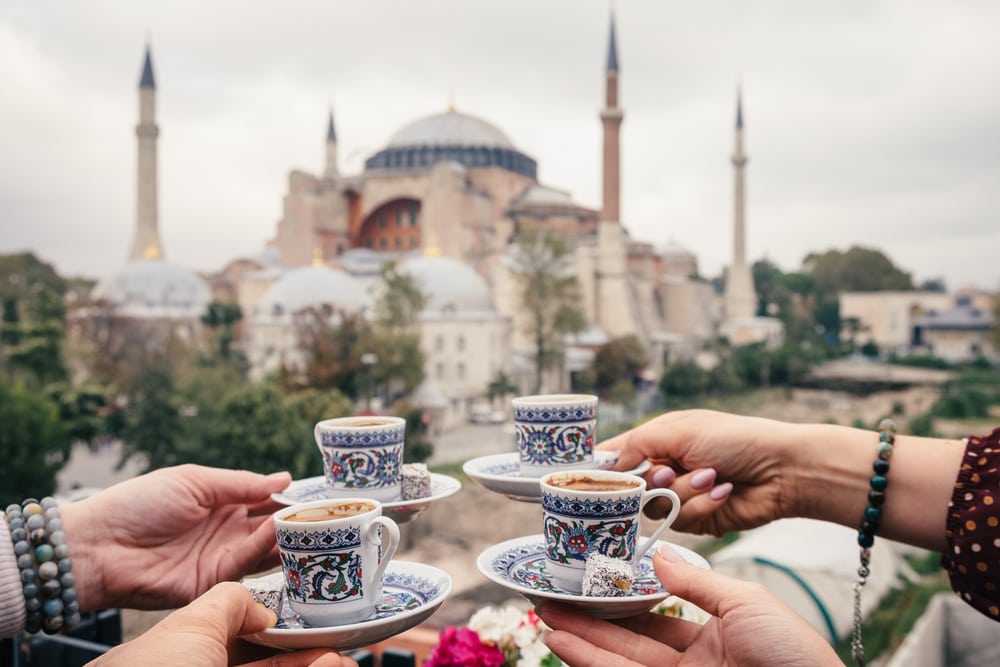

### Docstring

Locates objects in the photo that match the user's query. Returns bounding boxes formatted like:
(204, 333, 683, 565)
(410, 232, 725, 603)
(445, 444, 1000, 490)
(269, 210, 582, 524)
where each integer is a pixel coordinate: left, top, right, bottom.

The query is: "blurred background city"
(2, 1, 999, 664)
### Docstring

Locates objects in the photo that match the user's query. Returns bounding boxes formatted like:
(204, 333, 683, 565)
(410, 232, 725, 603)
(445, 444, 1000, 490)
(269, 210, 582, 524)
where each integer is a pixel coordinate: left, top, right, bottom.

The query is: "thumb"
(652, 546, 763, 618)
(184, 582, 278, 638)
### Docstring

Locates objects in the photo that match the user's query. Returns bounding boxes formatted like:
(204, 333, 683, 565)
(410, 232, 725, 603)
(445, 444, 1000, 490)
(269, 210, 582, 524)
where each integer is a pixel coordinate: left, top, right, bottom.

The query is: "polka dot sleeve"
(943, 427, 1000, 620)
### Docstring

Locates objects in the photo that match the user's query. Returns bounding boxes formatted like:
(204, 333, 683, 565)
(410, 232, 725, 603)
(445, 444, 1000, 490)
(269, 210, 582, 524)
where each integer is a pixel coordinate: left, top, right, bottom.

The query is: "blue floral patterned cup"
(274, 498, 400, 626)
(513, 394, 598, 478)
(540, 470, 680, 594)
(314, 416, 405, 502)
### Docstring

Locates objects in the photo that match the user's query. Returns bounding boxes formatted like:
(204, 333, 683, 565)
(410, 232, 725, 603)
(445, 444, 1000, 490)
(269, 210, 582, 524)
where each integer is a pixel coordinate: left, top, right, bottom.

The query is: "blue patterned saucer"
(271, 473, 461, 524)
(463, 452, 651, 502)
(242, 561, 451, 651)
(476, 535, 708, 619)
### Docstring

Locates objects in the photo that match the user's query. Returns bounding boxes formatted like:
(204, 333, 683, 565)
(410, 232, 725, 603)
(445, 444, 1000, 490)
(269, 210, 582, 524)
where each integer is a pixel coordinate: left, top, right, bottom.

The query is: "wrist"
(59, 499, 106, 613)
(785, 422, 872, 526)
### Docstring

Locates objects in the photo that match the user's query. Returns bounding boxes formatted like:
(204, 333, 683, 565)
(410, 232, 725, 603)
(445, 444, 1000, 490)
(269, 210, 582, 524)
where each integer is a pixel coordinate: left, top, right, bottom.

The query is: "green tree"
(120, 361, 182, 470)
(0, 252, 67, 302)
(285, 387, 355, 478)
(487, 371, 518, 402)
(0, 382, 71, 502)
(200, 301, 243, 361)
(370, 263, 428, 403)
(189, 382, 303, 475)
(2, 284, 69, 386)
(592, 335, 648, 394)
(659, 360, 710, 399)
(291, 308, 368, 399)
(805, 246, 913, 293)
(510, 230, 586, 393)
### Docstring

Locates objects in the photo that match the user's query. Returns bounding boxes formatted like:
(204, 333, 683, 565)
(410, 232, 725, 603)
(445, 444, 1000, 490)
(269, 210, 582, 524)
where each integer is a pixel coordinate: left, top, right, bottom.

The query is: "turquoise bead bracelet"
(851, 418, 897, 667)
(5, 496, 79, 634)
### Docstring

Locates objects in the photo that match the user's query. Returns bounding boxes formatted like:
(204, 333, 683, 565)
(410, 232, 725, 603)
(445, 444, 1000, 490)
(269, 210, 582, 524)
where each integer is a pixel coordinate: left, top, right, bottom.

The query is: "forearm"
(790, 422, 963, 552)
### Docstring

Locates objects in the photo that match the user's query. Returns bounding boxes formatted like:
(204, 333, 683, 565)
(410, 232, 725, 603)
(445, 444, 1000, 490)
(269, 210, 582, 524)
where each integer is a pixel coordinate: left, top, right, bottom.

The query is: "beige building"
(251, 13, 726, 395)
(840, 289, 995, 361)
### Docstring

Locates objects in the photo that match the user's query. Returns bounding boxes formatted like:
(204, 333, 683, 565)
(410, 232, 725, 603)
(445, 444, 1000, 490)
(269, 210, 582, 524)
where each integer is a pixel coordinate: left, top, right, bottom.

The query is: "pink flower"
(425, 626, 505, 667)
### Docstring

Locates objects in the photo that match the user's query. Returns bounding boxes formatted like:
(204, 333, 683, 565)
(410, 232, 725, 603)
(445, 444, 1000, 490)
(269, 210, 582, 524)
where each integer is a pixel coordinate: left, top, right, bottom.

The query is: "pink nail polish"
(651, 467, 676, 488)
(690, 468, 716, 490)
(709, 482, 733, 501)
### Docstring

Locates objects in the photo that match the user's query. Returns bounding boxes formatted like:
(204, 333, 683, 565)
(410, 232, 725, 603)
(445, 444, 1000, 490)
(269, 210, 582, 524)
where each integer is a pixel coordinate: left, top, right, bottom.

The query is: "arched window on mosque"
(457, 335, 466, 352)
(436, 362, 444, 380)
(457, 362, 466, 380)
(435, 335, 444, 352)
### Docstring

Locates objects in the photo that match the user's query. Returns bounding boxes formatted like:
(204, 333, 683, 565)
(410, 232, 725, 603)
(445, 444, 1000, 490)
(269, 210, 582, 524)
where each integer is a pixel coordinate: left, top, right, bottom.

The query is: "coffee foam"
(284, 501, 374, 522)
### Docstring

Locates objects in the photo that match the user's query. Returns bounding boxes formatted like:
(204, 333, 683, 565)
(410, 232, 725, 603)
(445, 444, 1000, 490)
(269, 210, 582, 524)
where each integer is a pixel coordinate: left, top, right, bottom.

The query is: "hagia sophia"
(90, 14, 783, 428)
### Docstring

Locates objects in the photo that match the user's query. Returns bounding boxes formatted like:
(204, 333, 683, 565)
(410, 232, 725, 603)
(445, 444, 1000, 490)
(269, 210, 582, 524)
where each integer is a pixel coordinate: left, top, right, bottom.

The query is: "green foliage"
(486, 371, 518, 402)
(888, 354, 951, 370)
(0, 252, 67, 301)
(200, 301, 243, 360)
(190, 382, 306, 475)
(591, 335, 648, 394)
(908, 413, 935, 437)
(373, 263, 428, 332)
(806, 246, 914, 293)
(0, 381, 71, 503)
(120, 361, 182, 470)
(659, 360, 710, 398)
(393, 401, 434, 463)
(1, 284, 69, 387)
(608, 380, 636, 407)
(510, 230, 586, 392)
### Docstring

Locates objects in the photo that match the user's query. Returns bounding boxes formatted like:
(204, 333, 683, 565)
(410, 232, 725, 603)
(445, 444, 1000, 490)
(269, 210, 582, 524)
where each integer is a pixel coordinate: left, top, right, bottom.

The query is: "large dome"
(396, 255, 495, 313)
(365, 110, 537, 179)
(257, 264, 368, 318)
(387, 111, 515, 149)
(91, 259, 211, 319)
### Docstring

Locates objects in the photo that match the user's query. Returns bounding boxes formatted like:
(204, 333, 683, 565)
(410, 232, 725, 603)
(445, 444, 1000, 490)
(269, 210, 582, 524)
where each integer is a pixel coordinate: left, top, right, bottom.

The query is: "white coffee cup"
(274, 498, 400, 626)
(540, 470, 680, 594)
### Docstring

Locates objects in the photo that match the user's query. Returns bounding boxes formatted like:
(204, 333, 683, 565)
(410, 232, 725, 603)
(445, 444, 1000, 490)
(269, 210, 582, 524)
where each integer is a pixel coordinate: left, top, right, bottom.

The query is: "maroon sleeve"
(942, 427, 1000, 620)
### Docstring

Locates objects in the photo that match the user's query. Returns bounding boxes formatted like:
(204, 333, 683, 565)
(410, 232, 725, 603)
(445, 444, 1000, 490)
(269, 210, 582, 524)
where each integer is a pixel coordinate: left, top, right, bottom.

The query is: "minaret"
(724, 88, 757, 320)
(600, 12, 622, 223)
(323, 107, 339, 179)
(129, 45, 164, 261)
(595, 11, 634, 339)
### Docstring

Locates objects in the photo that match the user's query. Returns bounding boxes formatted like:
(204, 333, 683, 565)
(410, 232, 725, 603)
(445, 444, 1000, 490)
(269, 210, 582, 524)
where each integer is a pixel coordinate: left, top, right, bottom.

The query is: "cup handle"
(365, 516, 400, 588)
(631, 488, 681, 568)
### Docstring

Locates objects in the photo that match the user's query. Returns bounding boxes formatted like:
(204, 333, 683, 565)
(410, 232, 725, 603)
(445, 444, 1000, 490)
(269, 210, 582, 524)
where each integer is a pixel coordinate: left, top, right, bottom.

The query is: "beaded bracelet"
(5, 497, 79, 634)
(851, 418, 896, 667)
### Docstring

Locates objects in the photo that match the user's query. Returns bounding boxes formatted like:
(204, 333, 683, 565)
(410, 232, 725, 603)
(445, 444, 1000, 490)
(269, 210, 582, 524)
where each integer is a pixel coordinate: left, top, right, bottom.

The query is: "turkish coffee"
(284, 501, 374, 522)
(550, 476, 640, 492)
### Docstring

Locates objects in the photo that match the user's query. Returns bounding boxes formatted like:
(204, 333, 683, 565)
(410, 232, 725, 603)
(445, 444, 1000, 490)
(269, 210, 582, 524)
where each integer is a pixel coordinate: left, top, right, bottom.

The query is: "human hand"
(599, 410, 803, 535)
(538, 545, 841, 667)
(88, 582, 355, 667)
(63, 464, 292, 611)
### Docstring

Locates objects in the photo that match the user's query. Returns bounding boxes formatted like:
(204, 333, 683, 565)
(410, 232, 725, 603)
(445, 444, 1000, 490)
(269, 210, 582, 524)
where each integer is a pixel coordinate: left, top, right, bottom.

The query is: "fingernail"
(651, 467, 676, 488)
(265, 609, 278, 627)
(267, 471, 291, 481)
(657, 544, 685, 563)
(690, 468, 716, 490)
(709, 482, 733, 501)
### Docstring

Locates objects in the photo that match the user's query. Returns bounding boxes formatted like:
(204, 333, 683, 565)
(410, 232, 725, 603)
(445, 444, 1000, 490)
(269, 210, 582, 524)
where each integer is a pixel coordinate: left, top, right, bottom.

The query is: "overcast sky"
(2, 0, 999, 290)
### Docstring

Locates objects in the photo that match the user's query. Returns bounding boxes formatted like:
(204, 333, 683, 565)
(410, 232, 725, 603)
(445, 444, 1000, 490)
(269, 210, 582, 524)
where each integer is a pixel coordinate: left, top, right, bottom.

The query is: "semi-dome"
(91, 258, 211, 319)
(257, 264, 368, 318)
(396, 255, 495, 313)
(660, 239, 695, 257)
(364, 110, 537, 179)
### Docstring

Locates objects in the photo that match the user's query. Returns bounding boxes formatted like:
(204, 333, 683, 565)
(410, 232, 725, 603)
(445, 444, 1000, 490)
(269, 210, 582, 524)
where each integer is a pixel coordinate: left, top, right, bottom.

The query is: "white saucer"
(271, 473, 461, 524)
(242, 561, 452, 651)
(476, 535, 708, 619)
(463, 452, 652, 502)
